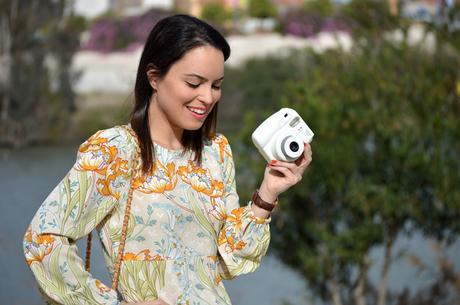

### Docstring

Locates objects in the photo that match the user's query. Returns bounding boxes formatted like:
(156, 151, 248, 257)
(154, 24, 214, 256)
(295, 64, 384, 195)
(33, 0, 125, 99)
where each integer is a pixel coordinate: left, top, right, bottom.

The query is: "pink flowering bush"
(279, 10, 353, 38)
(83, 9, 171, 53)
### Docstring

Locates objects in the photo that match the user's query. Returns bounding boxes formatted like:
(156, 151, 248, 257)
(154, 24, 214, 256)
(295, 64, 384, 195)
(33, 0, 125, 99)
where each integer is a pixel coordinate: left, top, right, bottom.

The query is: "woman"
(23, 14, 312, 305)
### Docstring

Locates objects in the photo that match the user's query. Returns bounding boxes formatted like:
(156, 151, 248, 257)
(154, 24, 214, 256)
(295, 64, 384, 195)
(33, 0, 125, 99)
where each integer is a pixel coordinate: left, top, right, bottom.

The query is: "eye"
(212, 82, 223, 90)
(186, 82, 200, 88)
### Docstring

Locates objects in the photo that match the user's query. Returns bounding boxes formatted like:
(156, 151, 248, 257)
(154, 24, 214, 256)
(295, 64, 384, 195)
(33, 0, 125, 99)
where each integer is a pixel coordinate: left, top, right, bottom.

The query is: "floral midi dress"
(23, 125, 271, 305)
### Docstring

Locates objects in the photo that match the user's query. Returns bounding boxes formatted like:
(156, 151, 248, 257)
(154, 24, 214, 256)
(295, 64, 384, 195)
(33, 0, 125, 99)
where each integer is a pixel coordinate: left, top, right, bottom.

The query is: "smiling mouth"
(186, 106, 207, 115)
(186, 106, 208, 119)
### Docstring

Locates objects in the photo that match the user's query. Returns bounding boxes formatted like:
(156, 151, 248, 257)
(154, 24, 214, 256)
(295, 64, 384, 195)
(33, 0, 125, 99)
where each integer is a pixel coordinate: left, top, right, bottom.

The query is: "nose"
(197, 85, 214, 105)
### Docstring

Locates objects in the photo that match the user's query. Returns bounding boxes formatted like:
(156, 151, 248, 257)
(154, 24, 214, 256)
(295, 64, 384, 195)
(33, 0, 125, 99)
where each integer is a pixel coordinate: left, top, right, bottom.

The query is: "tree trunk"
(353, 255, 369, 305)
(330, 273, 344, 305)
(377, 236, 395, 305)
(0, 13, 12, 123)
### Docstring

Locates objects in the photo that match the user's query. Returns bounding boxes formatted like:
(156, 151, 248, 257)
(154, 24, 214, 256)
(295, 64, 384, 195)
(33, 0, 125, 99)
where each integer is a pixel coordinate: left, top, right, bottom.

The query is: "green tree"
(342, 0, 401, 39)
(201, 2, 231, 27)
(222, 2, 460, 304)
(303, 0, 335, 18)
(248, 0, 277, 19)
(0, 0, 85, 146)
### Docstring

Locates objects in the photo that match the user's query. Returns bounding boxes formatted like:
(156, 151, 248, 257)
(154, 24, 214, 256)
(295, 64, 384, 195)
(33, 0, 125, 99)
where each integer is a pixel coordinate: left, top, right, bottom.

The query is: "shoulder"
(206, 133, 233, 164)
(76, 125, 137, 168)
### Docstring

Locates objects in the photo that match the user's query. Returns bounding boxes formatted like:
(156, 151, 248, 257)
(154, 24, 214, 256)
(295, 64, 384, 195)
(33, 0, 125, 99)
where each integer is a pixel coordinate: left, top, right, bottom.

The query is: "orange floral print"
(96, 157, 129, 200)
(218, 232, 246, 252)
(75, 131, 130, 200)
(24, 227, 56, 266)
(212, 135, 231, 163)
(177, 161, 224, 198)
(178, 161, 225, 220)
(95, 279, 112, 293)
(225, 208, 245, 233)
(76, 131, 118, 174)
(123, 249, 153, 261)
(133, 161, 178, 194)
(123, 249, 167, 261)
(218, 208, 249, 253)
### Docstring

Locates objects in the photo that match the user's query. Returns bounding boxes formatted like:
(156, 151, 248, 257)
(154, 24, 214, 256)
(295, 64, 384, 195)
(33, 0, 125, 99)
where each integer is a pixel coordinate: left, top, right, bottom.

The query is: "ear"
(146, 63, 160, 90)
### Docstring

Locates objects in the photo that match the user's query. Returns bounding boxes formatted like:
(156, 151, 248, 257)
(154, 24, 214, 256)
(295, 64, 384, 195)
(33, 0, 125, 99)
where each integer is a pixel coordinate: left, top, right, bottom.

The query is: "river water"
(1, 144, 459, 305)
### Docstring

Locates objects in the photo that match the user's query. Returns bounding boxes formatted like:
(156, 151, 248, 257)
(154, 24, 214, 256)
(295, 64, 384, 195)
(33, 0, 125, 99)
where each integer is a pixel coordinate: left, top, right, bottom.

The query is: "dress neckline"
(152, 141, 185, 157)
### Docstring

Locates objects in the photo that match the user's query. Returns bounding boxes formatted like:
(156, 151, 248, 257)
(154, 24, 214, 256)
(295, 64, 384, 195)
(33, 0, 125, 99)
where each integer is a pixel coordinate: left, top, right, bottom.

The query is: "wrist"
(258, 184, 278, 203)
(252, 189, 278, 213)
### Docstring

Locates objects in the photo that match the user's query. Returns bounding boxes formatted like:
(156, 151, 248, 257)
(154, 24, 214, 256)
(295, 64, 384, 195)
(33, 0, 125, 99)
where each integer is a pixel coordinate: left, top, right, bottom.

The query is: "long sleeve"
(23, 127, 135, 305)
(215, 135, 271, 280)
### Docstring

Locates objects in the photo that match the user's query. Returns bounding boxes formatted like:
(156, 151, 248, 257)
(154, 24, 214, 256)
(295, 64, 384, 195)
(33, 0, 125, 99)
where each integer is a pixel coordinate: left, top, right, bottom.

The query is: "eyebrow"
(185, 73, 224, 82)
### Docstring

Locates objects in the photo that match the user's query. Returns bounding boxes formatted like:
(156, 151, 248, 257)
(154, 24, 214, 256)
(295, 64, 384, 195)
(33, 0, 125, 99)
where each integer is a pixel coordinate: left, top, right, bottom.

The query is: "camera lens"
(289, 142, 299, 152)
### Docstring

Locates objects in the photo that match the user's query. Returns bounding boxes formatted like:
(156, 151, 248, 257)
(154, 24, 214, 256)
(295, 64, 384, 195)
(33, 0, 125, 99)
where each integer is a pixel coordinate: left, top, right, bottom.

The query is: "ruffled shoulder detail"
(74, 125, 137, 200)
(209, 133, 232, 164)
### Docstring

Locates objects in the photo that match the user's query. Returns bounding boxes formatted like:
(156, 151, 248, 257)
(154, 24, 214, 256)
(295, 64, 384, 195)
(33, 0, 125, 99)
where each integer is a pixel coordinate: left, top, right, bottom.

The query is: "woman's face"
(149, 45, 225, 132)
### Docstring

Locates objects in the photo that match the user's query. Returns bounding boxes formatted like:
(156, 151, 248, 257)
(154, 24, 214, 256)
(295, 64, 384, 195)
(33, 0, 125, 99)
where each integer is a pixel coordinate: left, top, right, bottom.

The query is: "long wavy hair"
(130, 14, 231, 173)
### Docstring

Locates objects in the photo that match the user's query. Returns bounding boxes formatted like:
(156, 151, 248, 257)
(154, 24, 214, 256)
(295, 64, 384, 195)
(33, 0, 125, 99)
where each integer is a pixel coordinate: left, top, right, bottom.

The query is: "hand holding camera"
(251, 108, 314, 217)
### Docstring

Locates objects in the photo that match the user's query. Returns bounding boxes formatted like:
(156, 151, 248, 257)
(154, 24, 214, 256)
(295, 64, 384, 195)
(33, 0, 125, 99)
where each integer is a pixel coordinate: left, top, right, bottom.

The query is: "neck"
(148, 96, 184, 150)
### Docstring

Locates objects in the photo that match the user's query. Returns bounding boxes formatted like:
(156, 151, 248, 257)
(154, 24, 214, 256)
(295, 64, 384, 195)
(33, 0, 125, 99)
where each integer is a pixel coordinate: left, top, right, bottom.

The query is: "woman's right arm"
(23, 127, 135, 305)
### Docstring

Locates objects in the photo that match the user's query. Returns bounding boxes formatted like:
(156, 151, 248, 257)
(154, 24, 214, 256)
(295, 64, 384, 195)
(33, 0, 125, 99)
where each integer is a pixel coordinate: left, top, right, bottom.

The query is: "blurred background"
(1, 0, 460, 304)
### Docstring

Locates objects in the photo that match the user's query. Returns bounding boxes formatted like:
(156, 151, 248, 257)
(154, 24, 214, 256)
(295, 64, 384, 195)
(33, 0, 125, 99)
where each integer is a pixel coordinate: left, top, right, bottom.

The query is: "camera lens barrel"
(277, 135, 303, 162)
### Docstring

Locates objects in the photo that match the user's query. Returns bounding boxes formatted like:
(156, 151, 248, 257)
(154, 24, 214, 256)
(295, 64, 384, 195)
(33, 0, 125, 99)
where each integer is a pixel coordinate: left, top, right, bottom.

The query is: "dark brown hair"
(130, 14, 231, 173)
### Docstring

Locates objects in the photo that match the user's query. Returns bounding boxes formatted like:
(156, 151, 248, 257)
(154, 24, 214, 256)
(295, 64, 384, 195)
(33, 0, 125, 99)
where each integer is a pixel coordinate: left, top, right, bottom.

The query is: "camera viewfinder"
(289, 117, 300, 127)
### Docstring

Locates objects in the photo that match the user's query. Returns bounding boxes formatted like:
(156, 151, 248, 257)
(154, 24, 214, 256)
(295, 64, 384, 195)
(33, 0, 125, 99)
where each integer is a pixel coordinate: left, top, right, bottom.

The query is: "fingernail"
(270, 160, 277, 165)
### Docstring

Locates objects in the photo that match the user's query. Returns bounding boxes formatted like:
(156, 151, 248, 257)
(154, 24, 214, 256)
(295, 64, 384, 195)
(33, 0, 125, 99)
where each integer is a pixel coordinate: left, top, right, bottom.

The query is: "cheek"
(168, 84, 195, 104)
(212, 90, 222, 102)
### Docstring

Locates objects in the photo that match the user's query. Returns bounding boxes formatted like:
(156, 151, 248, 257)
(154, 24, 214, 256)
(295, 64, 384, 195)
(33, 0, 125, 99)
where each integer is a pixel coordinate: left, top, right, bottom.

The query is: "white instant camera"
(252, 108, 314, 162)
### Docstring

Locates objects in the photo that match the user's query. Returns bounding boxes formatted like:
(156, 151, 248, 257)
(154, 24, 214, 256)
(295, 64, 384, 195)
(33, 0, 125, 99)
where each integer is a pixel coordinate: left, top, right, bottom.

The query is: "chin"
(180, 121, 206, 132)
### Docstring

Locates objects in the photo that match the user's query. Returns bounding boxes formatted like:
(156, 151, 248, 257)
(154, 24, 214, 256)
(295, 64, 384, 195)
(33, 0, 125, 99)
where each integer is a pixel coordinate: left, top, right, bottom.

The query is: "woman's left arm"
(215, 137, 312, 280)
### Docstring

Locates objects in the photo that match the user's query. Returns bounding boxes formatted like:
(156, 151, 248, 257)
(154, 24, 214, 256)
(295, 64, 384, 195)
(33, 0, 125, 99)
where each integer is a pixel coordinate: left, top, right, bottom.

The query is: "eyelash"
(186, 82, 221, 90)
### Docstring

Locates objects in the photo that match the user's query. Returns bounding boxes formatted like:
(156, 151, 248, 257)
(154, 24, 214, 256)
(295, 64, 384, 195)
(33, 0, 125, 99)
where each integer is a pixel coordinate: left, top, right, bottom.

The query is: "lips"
(186, 106, 208, 119)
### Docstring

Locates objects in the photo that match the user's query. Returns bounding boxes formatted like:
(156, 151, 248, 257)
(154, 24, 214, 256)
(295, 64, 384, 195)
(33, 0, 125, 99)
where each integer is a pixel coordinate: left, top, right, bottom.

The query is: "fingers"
(268, 159, 297, 169)
(268, 164, 302, 185)
(297, 143, 312, 168)
(269, 143, 312, 171)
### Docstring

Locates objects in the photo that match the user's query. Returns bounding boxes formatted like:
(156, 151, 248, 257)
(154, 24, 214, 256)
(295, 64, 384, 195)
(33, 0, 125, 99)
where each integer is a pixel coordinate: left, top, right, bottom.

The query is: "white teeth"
(187, 107, 206, 115)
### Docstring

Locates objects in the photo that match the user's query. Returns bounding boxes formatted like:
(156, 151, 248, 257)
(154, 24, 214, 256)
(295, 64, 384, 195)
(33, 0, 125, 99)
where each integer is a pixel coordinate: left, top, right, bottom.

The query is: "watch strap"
(252, 190, 278, 212)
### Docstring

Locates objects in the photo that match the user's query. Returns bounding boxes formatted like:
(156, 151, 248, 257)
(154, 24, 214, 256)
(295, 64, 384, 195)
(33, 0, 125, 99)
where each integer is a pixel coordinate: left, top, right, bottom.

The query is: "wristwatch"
(252, 190, 278, 212)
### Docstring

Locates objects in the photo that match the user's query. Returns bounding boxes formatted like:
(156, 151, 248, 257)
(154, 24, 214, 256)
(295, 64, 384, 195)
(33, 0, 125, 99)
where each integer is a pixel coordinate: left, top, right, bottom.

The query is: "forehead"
(168, 45, 225, 79)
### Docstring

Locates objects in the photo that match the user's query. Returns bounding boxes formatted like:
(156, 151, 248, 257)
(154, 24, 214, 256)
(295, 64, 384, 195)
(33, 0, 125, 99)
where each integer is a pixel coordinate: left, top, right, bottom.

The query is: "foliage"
(0, 0, 85, 146)
(248, 0, 277, 19)
(224, 3, 460, 304)
(341, 0, 401, 38)
(278, 10, 351, 38)
(277, 0, 352, 38)
(425, 2, 460, 52)
(302, 0, 335, 18)
(201, 2, 231, 27)
(278, 0, 400, 38)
